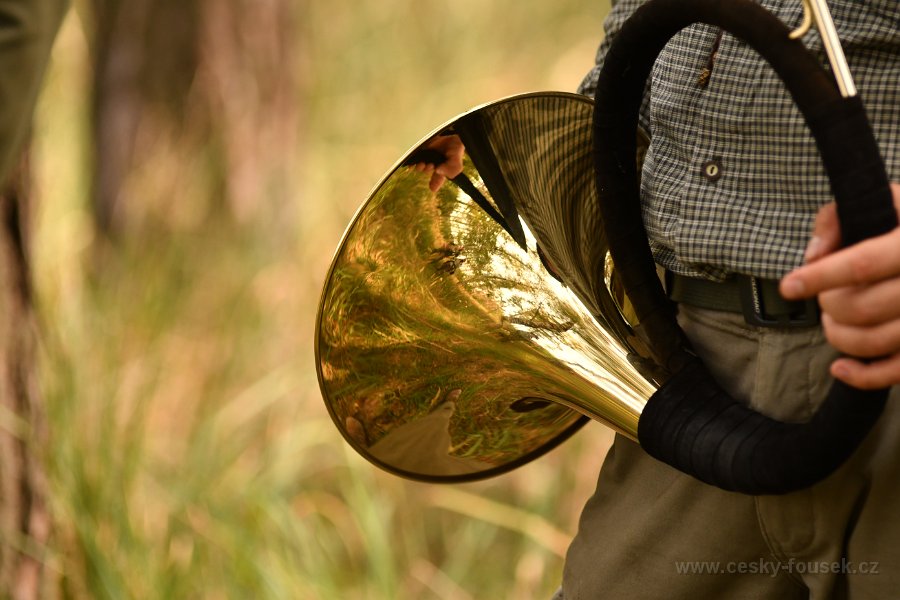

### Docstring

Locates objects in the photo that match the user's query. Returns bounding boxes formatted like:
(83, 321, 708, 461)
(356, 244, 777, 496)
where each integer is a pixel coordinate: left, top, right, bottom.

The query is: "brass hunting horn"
(315, 0, 896, 493)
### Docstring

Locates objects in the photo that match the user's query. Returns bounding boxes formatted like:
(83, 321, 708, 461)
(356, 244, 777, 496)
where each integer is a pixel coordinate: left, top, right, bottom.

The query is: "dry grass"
(31, 1, 613, 597)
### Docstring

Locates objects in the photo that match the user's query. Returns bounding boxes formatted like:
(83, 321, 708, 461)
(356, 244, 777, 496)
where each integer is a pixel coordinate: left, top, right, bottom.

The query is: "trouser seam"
(754, 497, 808, 590)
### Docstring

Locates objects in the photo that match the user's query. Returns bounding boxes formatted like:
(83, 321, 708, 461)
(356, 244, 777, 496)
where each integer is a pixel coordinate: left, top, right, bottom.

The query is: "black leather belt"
(666, 271, 820, 328)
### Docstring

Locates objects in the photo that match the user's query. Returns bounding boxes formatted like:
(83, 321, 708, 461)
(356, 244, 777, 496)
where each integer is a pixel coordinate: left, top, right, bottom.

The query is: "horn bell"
(315, 91, 669, 482)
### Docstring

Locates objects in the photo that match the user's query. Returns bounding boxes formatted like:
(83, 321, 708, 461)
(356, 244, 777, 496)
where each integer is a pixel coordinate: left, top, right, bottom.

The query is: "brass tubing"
(790, 0, 857, 97)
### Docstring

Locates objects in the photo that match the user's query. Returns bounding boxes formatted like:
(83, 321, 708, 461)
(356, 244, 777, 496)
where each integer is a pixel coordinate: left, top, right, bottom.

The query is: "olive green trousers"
(561, 305, 900, 599)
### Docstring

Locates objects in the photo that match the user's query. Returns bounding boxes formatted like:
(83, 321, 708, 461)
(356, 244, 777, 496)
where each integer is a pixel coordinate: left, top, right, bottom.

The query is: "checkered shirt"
(579, 0, 900, 280)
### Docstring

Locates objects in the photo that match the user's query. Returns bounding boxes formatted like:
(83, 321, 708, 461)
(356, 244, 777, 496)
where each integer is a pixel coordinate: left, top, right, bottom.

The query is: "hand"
(414, 135, 465, 192)
(780, 183, 900, 389)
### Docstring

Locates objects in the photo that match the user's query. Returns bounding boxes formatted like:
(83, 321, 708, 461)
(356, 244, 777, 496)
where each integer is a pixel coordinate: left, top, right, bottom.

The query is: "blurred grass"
(31, 0, 613, 598)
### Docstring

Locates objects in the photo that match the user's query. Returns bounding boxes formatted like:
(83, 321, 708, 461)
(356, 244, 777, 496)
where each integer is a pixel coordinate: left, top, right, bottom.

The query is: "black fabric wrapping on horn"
(592, 0, 896, 494)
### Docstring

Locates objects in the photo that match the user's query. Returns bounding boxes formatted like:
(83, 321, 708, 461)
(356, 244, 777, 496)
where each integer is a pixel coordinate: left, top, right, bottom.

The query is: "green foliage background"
(31, 0, 613, 597)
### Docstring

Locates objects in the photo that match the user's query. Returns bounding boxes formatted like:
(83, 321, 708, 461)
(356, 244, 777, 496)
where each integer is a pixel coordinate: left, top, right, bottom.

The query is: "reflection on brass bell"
(315, 92, 660, 483)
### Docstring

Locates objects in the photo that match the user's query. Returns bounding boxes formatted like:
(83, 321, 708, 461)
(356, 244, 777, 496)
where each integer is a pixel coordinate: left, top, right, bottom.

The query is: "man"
(558, 0, 900, 597)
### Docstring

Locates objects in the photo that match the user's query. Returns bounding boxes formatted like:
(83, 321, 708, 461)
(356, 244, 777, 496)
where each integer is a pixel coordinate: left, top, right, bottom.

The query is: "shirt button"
(702, 159, 723, 181)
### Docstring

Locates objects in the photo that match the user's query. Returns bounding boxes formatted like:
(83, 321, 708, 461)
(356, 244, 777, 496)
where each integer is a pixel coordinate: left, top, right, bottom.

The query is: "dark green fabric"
(668, 272, 813, 319)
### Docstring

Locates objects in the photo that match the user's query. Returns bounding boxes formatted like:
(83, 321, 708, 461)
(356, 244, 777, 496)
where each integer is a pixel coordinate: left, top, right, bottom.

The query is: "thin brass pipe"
(789, 0, 856, 98)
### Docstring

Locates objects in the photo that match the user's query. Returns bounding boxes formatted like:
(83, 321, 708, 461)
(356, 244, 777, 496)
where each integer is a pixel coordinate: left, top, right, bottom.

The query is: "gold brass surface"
(315, 92, 663, 482)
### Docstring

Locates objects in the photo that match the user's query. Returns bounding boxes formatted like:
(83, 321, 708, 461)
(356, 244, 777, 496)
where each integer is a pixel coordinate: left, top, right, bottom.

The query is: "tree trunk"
(89, 0, 300, 235)
(90, 0, 152, 234)
(0, 0, 69, 594)
(0, 151, 51, 600)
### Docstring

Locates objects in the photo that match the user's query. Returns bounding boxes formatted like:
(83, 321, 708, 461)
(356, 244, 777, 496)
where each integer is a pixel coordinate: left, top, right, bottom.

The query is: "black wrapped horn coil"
(593, 0, 897, 494)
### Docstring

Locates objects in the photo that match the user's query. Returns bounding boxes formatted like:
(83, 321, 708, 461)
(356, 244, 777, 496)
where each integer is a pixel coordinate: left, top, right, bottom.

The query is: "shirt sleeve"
(577, 0, 646, 97)
(578, 0, 652, 135)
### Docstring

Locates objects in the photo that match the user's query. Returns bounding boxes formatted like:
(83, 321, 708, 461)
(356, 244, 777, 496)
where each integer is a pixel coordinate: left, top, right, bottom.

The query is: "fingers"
(412, 135, 466, 193)
(830, 354, 900, 390)
(437, 142, 465, 179)
(804, 202, 841, 262)
(782, 184, 900, 299)
(818, 277, 900, 326)
(779, 185, 900, 387)
(413, 162, 443, 192)
(822, 312, 900, 358)
(780, 227, 900, 299)
(428, 171, 446, 192)
(439, 159, 463, 180)
(425, 135, 465, 179)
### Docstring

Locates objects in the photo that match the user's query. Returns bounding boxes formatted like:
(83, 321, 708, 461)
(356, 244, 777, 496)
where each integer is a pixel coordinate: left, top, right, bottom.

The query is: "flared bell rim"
(313, 91, 598, 482)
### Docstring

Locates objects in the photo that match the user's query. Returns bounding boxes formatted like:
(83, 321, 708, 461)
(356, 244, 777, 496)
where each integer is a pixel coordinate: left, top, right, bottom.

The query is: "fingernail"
(804, 236, 823, 261)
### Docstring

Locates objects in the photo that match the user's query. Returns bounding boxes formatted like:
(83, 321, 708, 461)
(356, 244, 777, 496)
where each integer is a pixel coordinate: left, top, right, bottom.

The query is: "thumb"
(804, 201, 841, 263)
